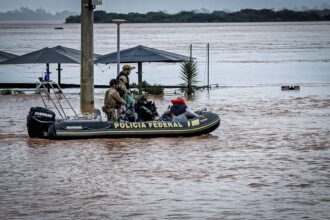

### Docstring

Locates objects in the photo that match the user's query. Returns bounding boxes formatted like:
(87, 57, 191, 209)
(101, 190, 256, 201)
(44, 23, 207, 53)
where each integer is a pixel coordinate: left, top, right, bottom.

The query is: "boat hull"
(46, 112, 220, 139)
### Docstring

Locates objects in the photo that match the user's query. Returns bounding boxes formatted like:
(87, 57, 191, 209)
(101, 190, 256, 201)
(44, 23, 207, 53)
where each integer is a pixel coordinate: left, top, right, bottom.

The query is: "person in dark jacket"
(163, 98, 198, 122)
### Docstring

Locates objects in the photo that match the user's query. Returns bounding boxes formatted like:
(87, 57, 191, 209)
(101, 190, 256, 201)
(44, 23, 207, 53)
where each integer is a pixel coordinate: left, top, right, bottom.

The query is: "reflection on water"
(0, 85, 329, 219)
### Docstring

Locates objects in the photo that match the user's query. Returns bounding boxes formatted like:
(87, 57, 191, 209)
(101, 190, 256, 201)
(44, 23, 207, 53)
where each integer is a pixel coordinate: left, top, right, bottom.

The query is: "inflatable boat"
(27, 81, 220, 139)
(27, 106, 220, 139)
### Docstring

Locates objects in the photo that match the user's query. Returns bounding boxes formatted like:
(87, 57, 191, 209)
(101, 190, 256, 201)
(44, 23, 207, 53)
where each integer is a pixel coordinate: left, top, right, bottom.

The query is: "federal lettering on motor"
(114, 122, 184, 129)
(34, 112, 53, 118)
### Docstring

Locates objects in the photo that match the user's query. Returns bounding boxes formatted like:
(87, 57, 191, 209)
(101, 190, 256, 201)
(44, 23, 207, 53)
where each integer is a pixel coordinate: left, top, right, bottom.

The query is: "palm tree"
(180, 59, 199, 96)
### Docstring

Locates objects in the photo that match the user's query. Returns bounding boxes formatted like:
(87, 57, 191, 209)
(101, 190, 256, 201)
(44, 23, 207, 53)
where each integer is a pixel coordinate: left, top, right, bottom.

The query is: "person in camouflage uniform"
(116, 64, 135, 97)
(102, 79, 126, 122)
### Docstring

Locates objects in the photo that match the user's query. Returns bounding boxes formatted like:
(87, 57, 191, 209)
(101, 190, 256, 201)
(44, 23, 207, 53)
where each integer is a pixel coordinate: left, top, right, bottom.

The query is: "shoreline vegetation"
(66, 9, 330, 23)
(0, 7, 77, 21)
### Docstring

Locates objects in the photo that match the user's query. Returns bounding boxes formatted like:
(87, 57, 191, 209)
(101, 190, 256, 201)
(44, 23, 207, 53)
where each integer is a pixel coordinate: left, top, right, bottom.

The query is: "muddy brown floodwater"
(0, 86, 329, 219)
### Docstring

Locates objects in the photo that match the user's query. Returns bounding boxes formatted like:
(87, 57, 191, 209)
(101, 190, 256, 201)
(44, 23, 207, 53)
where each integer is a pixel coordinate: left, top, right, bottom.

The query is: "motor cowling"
(27, 107, 55, 138)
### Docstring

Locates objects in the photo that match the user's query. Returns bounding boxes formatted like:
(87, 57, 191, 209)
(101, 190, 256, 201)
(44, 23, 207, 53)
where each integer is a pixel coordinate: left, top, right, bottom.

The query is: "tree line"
(65, 9, 330, 23)
(0, 7, 77, 21)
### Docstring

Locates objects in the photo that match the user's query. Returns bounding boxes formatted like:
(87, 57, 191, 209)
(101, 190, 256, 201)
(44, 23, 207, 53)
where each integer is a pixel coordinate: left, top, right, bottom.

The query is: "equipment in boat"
(27, 81, 220, 139)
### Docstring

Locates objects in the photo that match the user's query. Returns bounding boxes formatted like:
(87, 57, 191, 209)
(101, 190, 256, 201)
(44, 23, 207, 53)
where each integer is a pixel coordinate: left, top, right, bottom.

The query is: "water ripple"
(0, 85, 330, 219)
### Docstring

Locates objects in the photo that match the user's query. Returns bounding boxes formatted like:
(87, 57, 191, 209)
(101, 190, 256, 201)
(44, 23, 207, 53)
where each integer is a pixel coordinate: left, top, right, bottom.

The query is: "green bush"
(132, 81, 164, 95)
(14, 90, 25, 95)
(143, 84, 164, 95)
(0, 89, 12, 95)
(0, 89, 25, 95)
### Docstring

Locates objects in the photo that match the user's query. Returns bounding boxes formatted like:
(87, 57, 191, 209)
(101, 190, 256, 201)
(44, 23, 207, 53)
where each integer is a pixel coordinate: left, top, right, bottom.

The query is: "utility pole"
(207, 43, 210, 91)
(112, 19, 125, 75)
(80, 0, 99, 114)
(190, 44, 192, 60)
(138, 62, 142, 94)
(57, 63, 62, 85)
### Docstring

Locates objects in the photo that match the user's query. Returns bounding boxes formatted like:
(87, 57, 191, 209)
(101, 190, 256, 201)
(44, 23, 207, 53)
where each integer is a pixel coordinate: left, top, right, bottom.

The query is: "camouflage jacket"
(104, 88, 126, 109)
(117, 72, 129, 94)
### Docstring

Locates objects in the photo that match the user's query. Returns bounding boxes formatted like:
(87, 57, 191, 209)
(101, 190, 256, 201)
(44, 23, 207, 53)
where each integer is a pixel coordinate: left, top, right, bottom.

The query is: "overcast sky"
(1, 0, 330, 13)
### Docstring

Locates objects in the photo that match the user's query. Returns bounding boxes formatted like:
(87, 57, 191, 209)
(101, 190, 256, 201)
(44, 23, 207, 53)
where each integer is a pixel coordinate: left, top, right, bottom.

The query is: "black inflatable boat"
(27, 106, 220, 139)
(27, 81, 220, 139)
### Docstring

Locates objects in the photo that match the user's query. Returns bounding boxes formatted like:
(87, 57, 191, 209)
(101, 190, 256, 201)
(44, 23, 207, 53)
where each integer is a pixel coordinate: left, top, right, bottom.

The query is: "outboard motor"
(27, 106, 56, 138)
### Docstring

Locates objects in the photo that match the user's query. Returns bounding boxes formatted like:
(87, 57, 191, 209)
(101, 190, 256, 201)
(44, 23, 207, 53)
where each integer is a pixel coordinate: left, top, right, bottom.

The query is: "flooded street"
(1, 21, 330, 219)
(1, 85, 329, 219)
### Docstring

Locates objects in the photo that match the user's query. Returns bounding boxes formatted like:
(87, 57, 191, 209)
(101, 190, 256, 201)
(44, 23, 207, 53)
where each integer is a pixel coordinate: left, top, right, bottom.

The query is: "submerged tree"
(180, 59, 199, 96)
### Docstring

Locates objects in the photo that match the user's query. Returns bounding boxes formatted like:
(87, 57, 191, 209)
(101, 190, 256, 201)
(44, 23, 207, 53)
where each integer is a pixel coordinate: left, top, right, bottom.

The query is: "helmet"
(122, 64, 135, 71)
(109, 79, 118, 86)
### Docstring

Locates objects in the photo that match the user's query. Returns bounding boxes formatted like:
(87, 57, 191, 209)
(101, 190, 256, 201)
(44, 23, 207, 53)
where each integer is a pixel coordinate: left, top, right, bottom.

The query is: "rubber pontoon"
(27, 107, 220, 139)
(27, 81, 220, 139)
